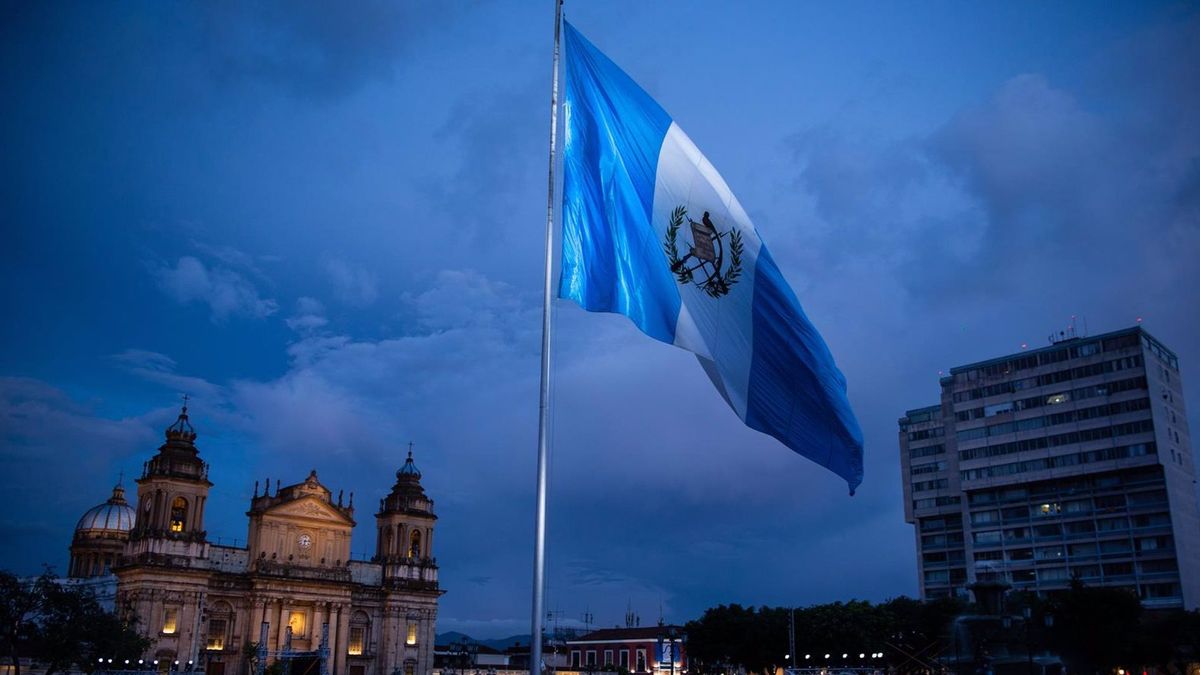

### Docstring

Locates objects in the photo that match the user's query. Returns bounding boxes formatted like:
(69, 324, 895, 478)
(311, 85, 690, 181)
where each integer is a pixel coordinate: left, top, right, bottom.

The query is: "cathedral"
(68, 405, 443, 675)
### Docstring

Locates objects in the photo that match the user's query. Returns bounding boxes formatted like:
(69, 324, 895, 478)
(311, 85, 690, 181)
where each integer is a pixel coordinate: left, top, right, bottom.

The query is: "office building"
(899, 325, 1199, 609)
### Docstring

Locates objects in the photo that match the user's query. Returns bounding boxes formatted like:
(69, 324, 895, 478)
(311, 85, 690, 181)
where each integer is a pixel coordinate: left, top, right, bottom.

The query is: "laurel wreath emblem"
(664, 205, 742, 298)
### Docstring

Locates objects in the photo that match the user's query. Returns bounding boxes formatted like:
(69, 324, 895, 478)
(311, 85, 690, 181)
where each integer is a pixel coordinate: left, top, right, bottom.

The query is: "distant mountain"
(435, 632, 533, 651)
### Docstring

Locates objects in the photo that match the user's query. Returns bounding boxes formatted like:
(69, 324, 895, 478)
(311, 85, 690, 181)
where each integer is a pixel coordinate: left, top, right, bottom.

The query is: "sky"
(2, 0, 1198, 639)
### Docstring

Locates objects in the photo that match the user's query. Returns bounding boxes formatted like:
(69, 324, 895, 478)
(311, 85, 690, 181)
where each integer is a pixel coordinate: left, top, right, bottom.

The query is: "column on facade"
(422, 611, 435, 675)
(327, 603, 340, 675)
(334, 604, 350, 675)
(158, 489, 169, 529)
(312, 604, 326, 653)
(195, 496, 206, 532)
(276, 601, 289, 653)
(425, 529, 432, 560)
(250, 598, 266, 650)
(383, 606, 398, 675)
(152, 490, 163, 530)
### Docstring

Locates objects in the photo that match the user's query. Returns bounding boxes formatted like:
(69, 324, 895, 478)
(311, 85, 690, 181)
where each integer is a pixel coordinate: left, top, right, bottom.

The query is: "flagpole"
(532, 1, 563, 674)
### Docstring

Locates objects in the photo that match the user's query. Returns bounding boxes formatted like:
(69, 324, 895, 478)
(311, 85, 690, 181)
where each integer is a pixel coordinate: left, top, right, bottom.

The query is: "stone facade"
(77, 405, 444, 675)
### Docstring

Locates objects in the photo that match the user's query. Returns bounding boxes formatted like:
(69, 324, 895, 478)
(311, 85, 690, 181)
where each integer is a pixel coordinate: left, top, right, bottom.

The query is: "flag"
(558, 22, 865, 493)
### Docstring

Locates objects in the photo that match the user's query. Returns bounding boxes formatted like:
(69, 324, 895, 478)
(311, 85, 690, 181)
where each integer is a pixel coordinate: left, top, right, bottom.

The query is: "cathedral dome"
(75, 483, 136, 534)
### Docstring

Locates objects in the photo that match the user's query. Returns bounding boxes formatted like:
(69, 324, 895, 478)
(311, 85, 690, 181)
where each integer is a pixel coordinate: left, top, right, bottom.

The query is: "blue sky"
(2, 1, 1198, 638)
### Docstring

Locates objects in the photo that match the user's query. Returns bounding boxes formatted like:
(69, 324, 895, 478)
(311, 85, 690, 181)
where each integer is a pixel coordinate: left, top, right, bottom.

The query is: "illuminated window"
(1046, 393, 1070, 405)
(206, 619, 227, 650)
(409, 530, 422, 558)
(170, 497, 188, 533)
(406, 622, 417, 646)
(403, 664, 414, 675)
(288, 610, 306, 636)
(348, 627, 365, 656)
(162, 607, 178, 635)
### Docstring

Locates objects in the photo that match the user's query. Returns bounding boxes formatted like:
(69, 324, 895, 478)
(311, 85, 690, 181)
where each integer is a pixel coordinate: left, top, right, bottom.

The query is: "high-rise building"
(899, 325, 1199, 609)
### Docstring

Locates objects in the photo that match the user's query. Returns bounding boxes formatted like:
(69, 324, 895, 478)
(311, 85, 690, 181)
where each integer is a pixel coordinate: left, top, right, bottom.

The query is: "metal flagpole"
(532, 1, 563, 674)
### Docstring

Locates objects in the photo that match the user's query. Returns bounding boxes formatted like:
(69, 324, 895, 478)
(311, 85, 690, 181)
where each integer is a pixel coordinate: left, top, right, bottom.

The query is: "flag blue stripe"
(558, 21, 679, 343)
(745, 248, 865, 493)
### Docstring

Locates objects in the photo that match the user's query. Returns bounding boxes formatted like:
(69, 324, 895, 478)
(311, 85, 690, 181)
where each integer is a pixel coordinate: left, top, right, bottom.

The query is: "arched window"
(348, 611, 370, 656)
(408, 530, 421, 558)
(170, 497, 188, 533)
(207, 602, 233, 651)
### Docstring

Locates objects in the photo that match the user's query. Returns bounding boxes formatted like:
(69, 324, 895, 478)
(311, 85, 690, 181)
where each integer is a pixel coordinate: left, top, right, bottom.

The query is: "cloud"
(196, 2, 460, 100)
(407, 269, 524, 332)
(285, 296, 329, 333)
(0, 377, 165, 565)
(110, 349, 225, 400)
(324, 259, 379, 307)
(154, 256, 279, 321)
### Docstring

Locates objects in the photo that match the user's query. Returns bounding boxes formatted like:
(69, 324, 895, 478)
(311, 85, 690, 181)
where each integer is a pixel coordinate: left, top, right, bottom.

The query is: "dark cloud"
(197, 2, 463, 100)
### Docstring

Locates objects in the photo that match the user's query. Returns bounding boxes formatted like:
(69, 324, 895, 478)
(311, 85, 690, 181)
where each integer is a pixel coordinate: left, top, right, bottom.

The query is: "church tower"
(127, 402, 211, 558)
(375, 449, 441, 675)
(375, 448, 437, 566)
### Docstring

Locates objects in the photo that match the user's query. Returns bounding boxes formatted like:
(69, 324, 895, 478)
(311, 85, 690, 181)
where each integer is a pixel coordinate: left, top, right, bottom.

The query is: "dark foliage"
(0, 569, 149, 675)
(685, 586, 1200, 675)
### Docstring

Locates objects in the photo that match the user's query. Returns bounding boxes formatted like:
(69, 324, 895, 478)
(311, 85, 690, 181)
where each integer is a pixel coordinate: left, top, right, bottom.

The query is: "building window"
(406, 622, 417, 646)
(170, 497, 188, 533)
(409, 530, 422, 558)
(162, 607, 178, 635)
(619, 650, 629, 669)
(348, 627, 365, 656)
(206, 619, 227, 650)
(288, 610, 306, 637)
(636, 649, 647, 672)
(586, 650, 597, 666)
(404, 664, 414, 675)
(604, 650, 613, 667)
(571, 651, 581, 668)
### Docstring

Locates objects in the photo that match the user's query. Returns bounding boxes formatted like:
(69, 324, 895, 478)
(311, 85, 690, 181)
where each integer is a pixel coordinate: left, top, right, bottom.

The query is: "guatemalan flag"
(558, 22, 865, 493)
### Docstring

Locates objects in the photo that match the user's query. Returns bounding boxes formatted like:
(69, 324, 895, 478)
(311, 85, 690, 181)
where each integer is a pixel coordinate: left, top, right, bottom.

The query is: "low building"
(564, 626, 686, 675)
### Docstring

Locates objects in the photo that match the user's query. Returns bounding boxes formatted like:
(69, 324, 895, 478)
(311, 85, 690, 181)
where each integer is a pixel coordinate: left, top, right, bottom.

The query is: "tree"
(0, 570, 48, 675)
(1047, 578, 1141, 672)
(0, 569, 149, 675)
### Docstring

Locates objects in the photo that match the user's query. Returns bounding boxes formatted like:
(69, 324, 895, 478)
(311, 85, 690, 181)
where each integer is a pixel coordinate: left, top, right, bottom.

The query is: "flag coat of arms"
(558, 22, 865, 492)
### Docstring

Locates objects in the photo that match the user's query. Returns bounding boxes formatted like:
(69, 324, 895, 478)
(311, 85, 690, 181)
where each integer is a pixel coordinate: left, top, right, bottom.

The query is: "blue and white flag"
(558, 22, 864, 493)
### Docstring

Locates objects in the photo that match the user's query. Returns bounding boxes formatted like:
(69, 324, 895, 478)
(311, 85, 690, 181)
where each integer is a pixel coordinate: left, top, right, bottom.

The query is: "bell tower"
(375, 447, 437, 566)
(127, 402, 212, 558)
